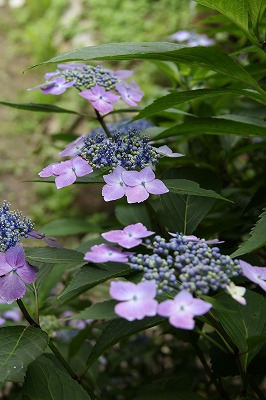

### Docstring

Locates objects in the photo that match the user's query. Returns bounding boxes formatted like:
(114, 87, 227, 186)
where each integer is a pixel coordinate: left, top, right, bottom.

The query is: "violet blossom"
(110, 280, 158, 321)
(240, 260, 266, 292)
(59, 134, 87, 157)
(39, 156, 93, 189)
(102, 223, 154, 249)
(157, 290, 212, 330)
(28, 76, 76, 95)
(102, 166, 127, 202)
(79, 85, 120, 115)
(123, 166, 169, 203)
(0, 244, 38, 303)
(154, 145, 184, 158)
(116, 82, 144, 107)
(84, 244, 132, 263)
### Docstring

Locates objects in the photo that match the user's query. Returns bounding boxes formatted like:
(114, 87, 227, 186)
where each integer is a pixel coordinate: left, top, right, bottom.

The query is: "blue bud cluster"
(61, 65, 118, 91)
(79, 128, 160, 170)
(89, 119, 154, 139)
(0, 201, 34, 252)
(129, 233, 241, 296)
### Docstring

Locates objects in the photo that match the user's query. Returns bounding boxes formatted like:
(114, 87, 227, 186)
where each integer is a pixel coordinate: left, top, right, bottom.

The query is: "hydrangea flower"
(167, 30, 214, 46)
(59, 134, 87, 157)
(240, 260, 266, 292)
(28, 63, 143, 113)
(102, 223, 154, 249)
(123, 167, 169, 203)
(154, 145, 184, 158)
(84, 244, 132, 263)
(39, 156, 93, 189)
(110, 280, 158, 321)
(225, 282, 246, 305)
(157, 290, 212, 330)
(0, 244, 38, 303)
(102, 166, 169, 203)
(79, 85, 120, 114)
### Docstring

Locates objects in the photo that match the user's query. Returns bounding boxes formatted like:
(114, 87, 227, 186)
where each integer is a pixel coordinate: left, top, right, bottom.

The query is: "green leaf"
(41, 218, 99, 236)
(247, 0, 266, 32)
(115, 204, 153, 230)
(215, 290, 266, 368)
(135, 89, 266, 120)
(0, 100, 80, 115)
(164, 179, 231, 202)
(25, 247, 85, 265)
(32, 42, 261, 89)
(231, 208, 266, 257)
(194, 0, 254, 42)
(133, 391, 205, 400)
(23, 355, 91, 399)
(58, 263, 131, 303)
(157, 118, 266, 139)
(247, 335, 266, 351)
(70, 300, 118, 321)
(160, 168, 222, 234)
(0, 326, 48, 383)
(86, 316, 164, 367)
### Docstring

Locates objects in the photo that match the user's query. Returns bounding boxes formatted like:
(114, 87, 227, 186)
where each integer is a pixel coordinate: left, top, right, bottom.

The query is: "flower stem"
(16, 299, 79, 381)
(94, 108, 112, 138)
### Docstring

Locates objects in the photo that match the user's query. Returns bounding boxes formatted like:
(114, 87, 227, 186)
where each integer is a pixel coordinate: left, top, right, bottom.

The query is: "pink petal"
(122, 170, 142, 186)
(125, 185, 149, 203)
(124, 223, 154, 239)
(190, 299, 212, 315)
(134, 281, 157, 299)
(0, 273, 26, 303)
(79, 90, 98, 102)
(55, 171, 76, 189)
(145, 179, 169, 195)
(140, 167, 156, 182)
(39, 163, 58, 178)
(116, 236, 142, 248)
(102, 230, 125, 243)
(0, 253, 12, 275)
(103, 167, 126, 185)
(169, 313, 195, 330)
(157, 299, 175, 317)
(102, 92, 120, 103)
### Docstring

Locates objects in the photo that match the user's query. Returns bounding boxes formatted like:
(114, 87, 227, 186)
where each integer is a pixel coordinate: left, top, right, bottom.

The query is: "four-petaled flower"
(84, 244, 132, 263)
(110, 280, 158, 321)
(240, 260, 266, 292)
(102, 223, 154, 249)
(28, 77, 76, 95)
(79, 85, 120, 114)
(123, 166, 169, 203)
(39, 156, 93, 189)
(157, 290, 212, 330)
(0, 244, 38, 303)
(116, 82, 144, 106)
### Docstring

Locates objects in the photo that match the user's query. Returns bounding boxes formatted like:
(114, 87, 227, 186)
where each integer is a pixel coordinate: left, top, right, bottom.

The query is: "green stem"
(94, 108, 112, 138)
(194, 327, 228, 354)
(33, 284, 39, 324)
(235, 353, 248, 397)
(189, 332, 231, 399)
(16, 299, 79, 382)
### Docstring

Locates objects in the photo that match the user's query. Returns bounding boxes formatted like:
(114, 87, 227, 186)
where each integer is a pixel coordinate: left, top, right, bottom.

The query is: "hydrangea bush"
(0, 1, 266, 399)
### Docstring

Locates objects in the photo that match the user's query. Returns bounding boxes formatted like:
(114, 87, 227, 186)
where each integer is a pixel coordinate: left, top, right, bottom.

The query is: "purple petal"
(157, 299, 175, 317)
(110, 281, 139, 301)
(55, 171, 76, 189)
(190, 299, 212, 315)
(91, 99, 114, 115)
(79, 90, 98, 101)
(134, 281, 157, 299)
(84, 244, 130, 263)
(102, 230, 125, 243)
(114, 298, 158, 321)
(5, 244, 26, 268)
(155, 145, 184, 158)
(125, 185, 149, 203)
(0, 273, 26, 303)
(112, 70, 133, 79)
(59, 135, 87, 157)
(124, 223, 154, 239)
(140, 167, 156, 182)
(145, 179, 169, 195)
(39, 163, 58, 178)
(102, 184, 126, 201)
(122, 170, 142, 186)
(53, 160, 73, 175)
(16, 263, 38, 284)
(72, 156, 93, 177)
(169, 313, 195, 330)
(103, 167, 126, 185)
(0, 253, 12, 275)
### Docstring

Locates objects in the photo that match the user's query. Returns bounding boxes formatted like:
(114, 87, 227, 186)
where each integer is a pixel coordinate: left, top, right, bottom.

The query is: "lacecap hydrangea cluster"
(0, 201, 34, 252)
(130, 234, 240, 296)
(29, 63, 144, 114)
(79, 128, 160, 171)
